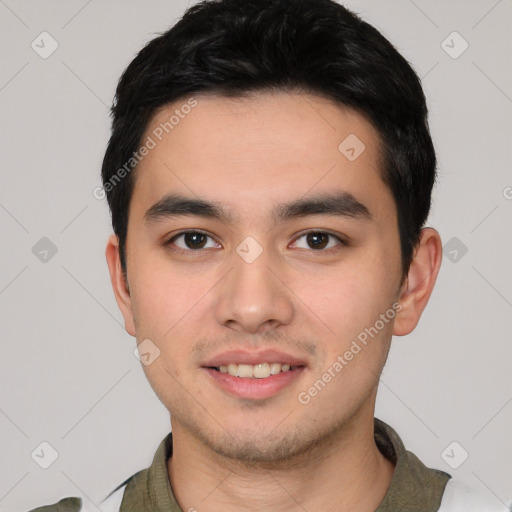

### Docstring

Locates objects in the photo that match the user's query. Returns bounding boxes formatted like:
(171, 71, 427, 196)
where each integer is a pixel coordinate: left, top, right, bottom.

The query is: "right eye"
(164, 230, 221, 253)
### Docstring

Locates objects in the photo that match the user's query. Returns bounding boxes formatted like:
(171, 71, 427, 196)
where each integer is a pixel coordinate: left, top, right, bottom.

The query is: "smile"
(204, 365, 306, 400)
(212, 362, 300, 379)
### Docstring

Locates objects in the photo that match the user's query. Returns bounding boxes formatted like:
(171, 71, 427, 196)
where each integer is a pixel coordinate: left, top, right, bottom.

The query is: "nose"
(215, 244, 295, 335)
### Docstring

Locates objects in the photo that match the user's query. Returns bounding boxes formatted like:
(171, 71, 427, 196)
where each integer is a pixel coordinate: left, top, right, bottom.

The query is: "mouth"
(207, 362, 304, 379)
(201, 350, 308, 400)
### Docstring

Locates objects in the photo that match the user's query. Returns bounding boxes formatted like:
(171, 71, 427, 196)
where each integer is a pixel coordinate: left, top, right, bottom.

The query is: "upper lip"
(202, 349, 308, 368)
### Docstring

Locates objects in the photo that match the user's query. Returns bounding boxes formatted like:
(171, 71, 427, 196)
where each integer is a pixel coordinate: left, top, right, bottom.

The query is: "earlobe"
(105, 234, 136, 336)
(393, 228, 443, 336)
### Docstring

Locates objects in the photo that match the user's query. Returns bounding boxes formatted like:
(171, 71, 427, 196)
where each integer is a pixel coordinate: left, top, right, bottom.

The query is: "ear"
(393, 227, 442, 336)
(105, 234, 136, 336)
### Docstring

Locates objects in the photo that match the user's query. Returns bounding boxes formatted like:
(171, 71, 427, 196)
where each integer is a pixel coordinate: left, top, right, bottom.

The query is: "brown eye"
(292, 231, 345, 252)
(166, 231, 219, 252)
(306, 232, 329, 250)
(181, 232, 208, 249)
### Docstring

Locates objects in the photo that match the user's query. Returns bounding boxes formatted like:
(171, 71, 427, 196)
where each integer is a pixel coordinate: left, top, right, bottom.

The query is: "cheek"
(129, 256, 207, 336)
(296, 262, 396, 343)
(128, 259, 212, 380)
(139, 358, 185, 413)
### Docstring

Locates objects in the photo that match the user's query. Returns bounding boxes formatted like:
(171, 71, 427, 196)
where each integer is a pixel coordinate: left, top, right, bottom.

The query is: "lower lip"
(204, 367, 306, 400)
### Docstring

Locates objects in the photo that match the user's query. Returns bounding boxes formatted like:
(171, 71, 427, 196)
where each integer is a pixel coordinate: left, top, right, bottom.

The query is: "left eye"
(291, 231, 344, 251)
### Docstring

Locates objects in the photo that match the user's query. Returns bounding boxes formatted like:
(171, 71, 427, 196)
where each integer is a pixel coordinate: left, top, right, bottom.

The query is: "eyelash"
(164, 229, 346, 255)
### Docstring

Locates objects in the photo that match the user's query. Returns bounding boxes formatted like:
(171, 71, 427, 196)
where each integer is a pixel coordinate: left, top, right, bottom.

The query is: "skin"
(106, 91, 442, 511)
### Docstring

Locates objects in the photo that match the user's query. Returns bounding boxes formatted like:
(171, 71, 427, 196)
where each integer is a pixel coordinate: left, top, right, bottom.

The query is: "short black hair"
(101, 0, 436, 282)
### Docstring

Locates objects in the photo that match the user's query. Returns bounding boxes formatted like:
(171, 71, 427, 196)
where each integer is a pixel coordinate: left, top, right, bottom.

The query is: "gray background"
(0, 0, 511, 510)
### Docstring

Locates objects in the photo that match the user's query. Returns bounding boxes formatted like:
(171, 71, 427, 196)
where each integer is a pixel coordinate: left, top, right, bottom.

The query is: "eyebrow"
(143, 191, 372, 225)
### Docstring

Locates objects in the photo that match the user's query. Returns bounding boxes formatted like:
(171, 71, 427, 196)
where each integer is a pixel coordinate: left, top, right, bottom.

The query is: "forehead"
(130, 91, 393, 223)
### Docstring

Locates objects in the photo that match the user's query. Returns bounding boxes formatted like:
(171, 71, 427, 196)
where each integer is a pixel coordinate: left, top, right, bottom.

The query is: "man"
(30, 0, 508, 510)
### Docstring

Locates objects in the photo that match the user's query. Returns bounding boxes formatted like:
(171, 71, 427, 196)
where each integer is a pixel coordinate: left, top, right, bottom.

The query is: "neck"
(167, 410, 395, 512)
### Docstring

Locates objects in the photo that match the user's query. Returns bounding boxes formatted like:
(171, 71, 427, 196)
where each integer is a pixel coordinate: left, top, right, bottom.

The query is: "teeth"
(237, 364, 253, 378)
(270, 363, 282, 375)
(217, 362, 294, 378)
(253, 363, 270, 378)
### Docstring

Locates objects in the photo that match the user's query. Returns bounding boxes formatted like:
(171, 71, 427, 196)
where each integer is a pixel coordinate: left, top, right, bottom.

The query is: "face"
(109, 91, 407, 463)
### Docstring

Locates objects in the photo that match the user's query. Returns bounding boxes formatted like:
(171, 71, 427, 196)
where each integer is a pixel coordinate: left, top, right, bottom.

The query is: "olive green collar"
(373, 418, 451, 511)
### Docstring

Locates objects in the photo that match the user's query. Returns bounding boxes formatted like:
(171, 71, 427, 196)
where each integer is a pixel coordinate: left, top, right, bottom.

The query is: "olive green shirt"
(29, 417, 452, 512)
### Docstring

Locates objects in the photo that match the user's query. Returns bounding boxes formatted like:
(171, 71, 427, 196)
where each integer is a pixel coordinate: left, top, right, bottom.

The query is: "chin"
(209, 432, 313, 465)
